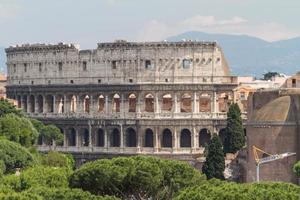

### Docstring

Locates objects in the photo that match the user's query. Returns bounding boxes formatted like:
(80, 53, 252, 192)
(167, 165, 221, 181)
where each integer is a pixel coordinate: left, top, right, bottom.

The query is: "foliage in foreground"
(0, 139, 37, 174)
(69, 156, 206, 199)
(174, 179, 300, 200)
(293, 160, 300, 177)
(202, 135, 225, 180)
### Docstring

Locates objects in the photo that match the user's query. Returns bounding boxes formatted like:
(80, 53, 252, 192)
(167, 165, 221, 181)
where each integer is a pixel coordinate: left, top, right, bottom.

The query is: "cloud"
(137, 15, 297, 42)
(0, 0, 22, 24)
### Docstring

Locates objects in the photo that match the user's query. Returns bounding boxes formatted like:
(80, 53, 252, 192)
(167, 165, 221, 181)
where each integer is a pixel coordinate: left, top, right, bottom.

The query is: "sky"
(1, 0, 300, 48)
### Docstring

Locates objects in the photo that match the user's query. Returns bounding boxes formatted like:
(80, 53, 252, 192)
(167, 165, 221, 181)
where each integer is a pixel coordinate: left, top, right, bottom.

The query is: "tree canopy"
(223, 103, 245, 154)
(202, 135, 225, 180)
(0, 99, 22, 118)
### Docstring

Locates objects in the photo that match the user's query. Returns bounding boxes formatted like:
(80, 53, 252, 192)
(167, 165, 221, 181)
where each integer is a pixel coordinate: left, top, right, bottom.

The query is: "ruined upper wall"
(6, 41, 234, 86)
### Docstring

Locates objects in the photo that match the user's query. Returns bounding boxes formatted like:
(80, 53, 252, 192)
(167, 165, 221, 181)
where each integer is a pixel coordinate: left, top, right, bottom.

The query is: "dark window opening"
(292, 79, 296, 87)
(58, 62, 63, 71)
(39, 63, 42, 72)
(70, 80, 74, 84)
(48, 80, 51, 84)
(98, 79, 101, 83)
(13, 64, 16, 73)
(129, 79, 133, 83)
(112, 61, 117, 69)
(182, 59, 191, 69)
(83, 61, 87, 71)
(24, 63, 27, 72)
(31, 81, 34, 85)
(145, 60, 152, 69)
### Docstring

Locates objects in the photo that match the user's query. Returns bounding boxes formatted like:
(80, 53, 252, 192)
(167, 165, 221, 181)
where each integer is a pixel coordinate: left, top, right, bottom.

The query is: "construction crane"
(252, 146, 296, 182)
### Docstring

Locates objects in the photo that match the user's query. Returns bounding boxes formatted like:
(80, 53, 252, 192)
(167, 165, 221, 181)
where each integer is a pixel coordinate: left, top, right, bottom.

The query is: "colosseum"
(5, 41, 237, 163)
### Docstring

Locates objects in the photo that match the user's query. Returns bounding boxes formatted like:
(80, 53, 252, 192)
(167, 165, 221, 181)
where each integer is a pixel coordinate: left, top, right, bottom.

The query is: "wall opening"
(145, 93, 154, 112)
(83, 95, 90, 113)
(126, 128, 137, 147)
(180, 129, 191, 147)
(46, 95, 54, 113)
(98, 95, 105, 112)
(128, 93, 136, 112)
(96, 129, 104, 147)
(199, 93, 211, 112)
(199, 128, 211, 147)
(113, 94, 120, 112)
(70, 95, 77, 112)
(144, 128, 154, 147)
(29, 95, 35, 113)
(162, 94, 172, 111)
(111, 128, 120, 147)
(162, 129, 172, 148)
(181, 93, 192, 113)
(67, 128, 76, 146)
(37, 95, 43, 113)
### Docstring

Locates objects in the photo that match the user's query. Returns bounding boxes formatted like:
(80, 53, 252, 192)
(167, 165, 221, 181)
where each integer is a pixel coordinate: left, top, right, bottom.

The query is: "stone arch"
(95, 128, 104, 147)
(98, 95, 105, 112)
(80, 128, 89, 147)
(28, 95, 35, 113)
(181, 93, 192, 113)
(22, 95, 28, 112)
(180, 129, 191, 147)
(126, 127, 137, 147)
(218, 92, 232, 112)
(144, 128, 154, 147)
(145, 93, 154, 112)
(199, 128, 211, 147)
(46, 95, 54, 113)
(199, 93, 211, 112)
(83, 95, 90, 113)
(70, 95, 77, 112)
(112, 94, 120, 112)
(37, 95, 43, 113)
(162, 93, 172, 111)
(67, 128, 76, 146)
(219, 128, 227, 146)
(110, 128, 120, 147)
(128, 93, 136, 112)
(57, 95, 64, 113)
(162, 128, 172, 148)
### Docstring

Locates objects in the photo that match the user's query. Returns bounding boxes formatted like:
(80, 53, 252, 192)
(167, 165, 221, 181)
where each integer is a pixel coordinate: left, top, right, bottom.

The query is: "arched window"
(128, 94, 136, 112)
(199, 128, 211, 147)
(180, 129, 191, 147)
(37, 95, 43, 113)
(83, 95, 90, 113)
(144, 129, 154, 147)
(17, 95, 21, 108)
(111, 128, 120, 147)
(126, 128, 137, 147)
(29, 95, 35, 113)
(199, 93, 211, 112)
(98, 95, 105, 112)
(162, 129, 172, 148)
(57, 95, 64, 113)
(145, 93, 154, 112)
(96, 129, 104, 147)
(23, 95, 28, 112)
(218, 93, 231, 112)
(46, 95, 54, 113)
(81, 128, 89, 147)
(67, 128, 76, 146)
(162, 94, 172, 111)
(181, 93, 192, 113)
(113, 94, 120, 112)
(70, 95, 77, 112)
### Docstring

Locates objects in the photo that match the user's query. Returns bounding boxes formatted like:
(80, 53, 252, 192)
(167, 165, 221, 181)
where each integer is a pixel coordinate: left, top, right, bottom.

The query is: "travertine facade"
(6, 41, 237, 162)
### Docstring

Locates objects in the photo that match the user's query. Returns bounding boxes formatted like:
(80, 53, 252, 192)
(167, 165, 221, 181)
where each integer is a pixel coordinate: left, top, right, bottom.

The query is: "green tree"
(223, 103, 245, 154)
(0, 139, 37, 174)
(0, 114, 38, 147)
(69, 156, 206, 200)
(41, 125, 63, 146)
(202, 135, 225, 180)
(263, 71, 280, 81)
(0, 99, 22, 117)
(293, 161, 300, 177)
(41, 151, 74, 170)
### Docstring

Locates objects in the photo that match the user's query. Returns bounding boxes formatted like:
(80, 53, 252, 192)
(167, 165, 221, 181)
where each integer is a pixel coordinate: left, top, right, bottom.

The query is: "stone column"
(104, 128, 109, 149)
(63, 95, 68, 113)
(90, 95, 94, 114)
(76, 95, 82, 113)
(26, 95, 29, 113)
(212, 91, 217, 113)
(155, 93, 160, 115)
(193, 92, 197, 114)
(42, 95, 46, 113)
(63, 129, 67, 147)
(53, 95, 56, 113)
(173, 127, 178, 152)
(155, 127, 159, 152)
(34, 95, 38, 113)
(192, 127, 197, 151)
(137, 93, 141, 117)
(120, 124, 124, 151)
(88, 121, 92, 147)
(76, 129, 80, 147)
(105, 95, 109, 115)
(174, 93, 178, 113)
(121, 93, 125, 117)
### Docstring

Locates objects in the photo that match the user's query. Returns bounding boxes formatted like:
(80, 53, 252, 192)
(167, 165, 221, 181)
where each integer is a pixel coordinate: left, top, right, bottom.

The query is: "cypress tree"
(223, 103, 245, 154)
(202, 135, 225, 180)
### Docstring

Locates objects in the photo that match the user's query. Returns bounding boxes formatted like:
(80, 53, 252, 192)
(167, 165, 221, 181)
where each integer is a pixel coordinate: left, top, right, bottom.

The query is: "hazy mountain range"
(1, 31, 300, 77)
(168, 31, 300, 77)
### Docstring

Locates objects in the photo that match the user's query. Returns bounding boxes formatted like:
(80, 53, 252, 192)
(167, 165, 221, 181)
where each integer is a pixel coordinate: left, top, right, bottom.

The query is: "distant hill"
(167, 31, 300, 77)
(0, 47, 5, 73)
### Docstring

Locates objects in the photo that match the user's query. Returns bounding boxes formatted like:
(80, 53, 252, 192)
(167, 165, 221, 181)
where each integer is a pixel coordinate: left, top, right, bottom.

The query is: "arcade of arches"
(61, 126, 228, 152)
(15, 91, 233, 115)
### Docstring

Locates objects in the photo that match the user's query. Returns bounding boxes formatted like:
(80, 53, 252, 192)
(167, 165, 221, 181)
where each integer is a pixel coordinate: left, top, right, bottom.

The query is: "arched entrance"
(126, 128, 137, 147)
(80, 128, 89, 147)
(67, 128, 76, 146)
(111, 128, 120, 147)
(95, 129, 104, 147)
(29, 95, 35, 113)
(180, 129, 191, 147)
(199, 128, 211, 147)
(162, 129, 172, 148)
(37, 95, 43, 113)
(144, 129, 154, 147)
